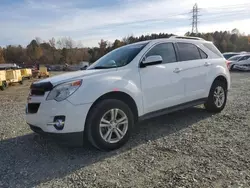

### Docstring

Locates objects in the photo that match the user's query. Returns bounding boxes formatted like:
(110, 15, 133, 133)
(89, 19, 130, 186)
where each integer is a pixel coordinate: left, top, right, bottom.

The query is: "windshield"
(228, 55, 243, 61)
(88, 43, 148, 69)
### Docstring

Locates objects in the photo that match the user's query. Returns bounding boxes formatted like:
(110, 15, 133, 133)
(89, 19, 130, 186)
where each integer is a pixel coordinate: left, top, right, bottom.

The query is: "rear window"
(203, 43, 223, 58)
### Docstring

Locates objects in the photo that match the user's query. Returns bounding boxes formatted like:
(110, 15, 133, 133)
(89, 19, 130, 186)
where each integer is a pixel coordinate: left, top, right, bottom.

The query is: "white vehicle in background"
(233, 58, 250, 71)
(227, 54, 250, 70)
(26, 36, 230, 151)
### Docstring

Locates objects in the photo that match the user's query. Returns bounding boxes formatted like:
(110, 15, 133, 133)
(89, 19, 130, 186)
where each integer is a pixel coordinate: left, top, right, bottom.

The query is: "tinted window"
(199, 49, 208, 59)
(177, 43, 201, 61)
(146, 43, 177, 64)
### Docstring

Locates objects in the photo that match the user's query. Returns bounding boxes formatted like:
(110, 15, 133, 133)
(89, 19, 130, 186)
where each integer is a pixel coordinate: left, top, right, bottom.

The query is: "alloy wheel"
(99, 108, 128, 144)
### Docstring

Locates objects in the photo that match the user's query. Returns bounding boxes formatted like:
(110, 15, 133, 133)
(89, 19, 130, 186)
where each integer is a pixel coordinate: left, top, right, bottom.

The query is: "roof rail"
(169, 36, 205, 41)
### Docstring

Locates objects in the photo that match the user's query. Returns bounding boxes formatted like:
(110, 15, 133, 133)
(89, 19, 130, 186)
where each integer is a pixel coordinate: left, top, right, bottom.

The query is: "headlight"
(46, 80, 82, 102)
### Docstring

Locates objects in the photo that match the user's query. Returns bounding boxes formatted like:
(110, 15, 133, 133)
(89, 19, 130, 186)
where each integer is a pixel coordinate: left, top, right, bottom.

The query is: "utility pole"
(191, 3, 199, 34)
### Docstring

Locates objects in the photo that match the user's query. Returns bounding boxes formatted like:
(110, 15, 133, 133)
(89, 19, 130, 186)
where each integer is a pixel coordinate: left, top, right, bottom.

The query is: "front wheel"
(85, 99, 134, 151)
(204, 80, 227, 113)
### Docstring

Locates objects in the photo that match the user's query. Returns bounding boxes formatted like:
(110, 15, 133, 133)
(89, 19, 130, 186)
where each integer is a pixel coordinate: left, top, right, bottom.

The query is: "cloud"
(0, 0, 250, 47)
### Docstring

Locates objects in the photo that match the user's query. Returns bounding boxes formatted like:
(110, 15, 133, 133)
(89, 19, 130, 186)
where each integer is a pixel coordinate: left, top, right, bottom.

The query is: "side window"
(238, 57, 245, 61)
(240, 55, 250, 61)
(146, 43, 177, 64)
(199, 49, 208, 59)
(177, 43, 201, 61)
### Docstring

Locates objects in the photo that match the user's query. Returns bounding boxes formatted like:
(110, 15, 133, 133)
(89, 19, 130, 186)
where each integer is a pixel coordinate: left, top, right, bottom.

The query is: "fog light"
(55, 119, 64, 129)
(53, 116, 65, 130)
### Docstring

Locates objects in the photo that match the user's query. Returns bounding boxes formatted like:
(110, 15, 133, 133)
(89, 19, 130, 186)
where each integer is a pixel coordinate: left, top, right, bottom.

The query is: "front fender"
(67, 73, 144, 116)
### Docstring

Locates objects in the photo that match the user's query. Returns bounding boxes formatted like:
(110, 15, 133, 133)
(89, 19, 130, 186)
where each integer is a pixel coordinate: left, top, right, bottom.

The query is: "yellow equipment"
(6, 69, 23, 85)
(0, 70, 8, 90)
(20, 68, 32, 79)
(38, 66, 49, 78)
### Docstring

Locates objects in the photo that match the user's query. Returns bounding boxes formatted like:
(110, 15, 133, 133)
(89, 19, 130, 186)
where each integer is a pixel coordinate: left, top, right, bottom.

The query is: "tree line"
(0, 29, 249, 65)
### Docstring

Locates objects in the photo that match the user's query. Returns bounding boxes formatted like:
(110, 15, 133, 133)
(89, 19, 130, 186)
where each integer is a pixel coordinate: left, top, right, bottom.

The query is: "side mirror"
(140, 55, 163, 68)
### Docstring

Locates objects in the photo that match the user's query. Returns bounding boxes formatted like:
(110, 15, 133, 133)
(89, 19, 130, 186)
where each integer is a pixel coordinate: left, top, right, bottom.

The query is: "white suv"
(26, 36, 230, 151)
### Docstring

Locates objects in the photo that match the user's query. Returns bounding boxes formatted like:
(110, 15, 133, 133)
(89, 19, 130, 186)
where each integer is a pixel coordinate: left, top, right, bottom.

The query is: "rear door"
(175, 42, 210, 102)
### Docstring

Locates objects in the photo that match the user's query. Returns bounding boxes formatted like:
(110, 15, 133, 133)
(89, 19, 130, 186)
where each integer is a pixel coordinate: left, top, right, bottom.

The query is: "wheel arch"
(86, 91, 139, 125)
(213, 75, 228, 90)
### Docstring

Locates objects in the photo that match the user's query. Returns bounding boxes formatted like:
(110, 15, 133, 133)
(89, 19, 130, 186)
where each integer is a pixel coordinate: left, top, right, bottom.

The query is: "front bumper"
(26, 97, 92, 134)
(29, 124, 84, 146)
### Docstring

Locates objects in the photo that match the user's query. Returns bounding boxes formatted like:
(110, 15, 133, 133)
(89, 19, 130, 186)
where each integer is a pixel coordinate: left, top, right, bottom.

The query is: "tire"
(204, 80, 227, 113)
(19, 79, 23, 85)
(0, 82, 7, 91)
(85, 99, 134, 151)
(230, 64, 235, 71)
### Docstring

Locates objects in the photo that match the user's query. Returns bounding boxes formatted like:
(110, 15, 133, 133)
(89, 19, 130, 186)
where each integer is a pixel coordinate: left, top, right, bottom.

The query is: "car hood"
(35, 69, 114, 85)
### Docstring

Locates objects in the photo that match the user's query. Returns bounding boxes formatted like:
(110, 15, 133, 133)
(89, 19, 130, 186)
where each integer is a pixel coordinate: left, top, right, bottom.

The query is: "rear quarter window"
(203, 43, 223, 58)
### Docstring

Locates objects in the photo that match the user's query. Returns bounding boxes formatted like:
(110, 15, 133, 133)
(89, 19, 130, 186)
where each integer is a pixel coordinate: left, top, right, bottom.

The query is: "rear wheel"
(0, 81, 7, 91)
(85, 99, 134, 151)
(204, 80, 227, 113)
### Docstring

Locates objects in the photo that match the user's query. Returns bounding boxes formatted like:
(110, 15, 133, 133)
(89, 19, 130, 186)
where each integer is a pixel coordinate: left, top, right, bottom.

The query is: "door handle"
(173, 68, 182, 73)
(204, 62, 211, 67)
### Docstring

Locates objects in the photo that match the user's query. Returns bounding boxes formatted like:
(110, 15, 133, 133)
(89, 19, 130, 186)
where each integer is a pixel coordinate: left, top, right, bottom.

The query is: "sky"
(0, 0, 250, 47)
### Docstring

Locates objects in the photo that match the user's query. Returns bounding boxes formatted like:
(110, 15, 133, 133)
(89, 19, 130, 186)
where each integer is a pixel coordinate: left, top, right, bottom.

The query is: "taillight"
(226, 61, 230, 69)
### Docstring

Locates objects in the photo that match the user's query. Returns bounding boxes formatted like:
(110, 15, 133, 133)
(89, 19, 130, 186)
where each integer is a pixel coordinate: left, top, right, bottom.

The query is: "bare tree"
(65, 37, 74, 49)
(49, 37, 56, 48)
(56, 37, 75, 49)
(76, 41, 83, 48)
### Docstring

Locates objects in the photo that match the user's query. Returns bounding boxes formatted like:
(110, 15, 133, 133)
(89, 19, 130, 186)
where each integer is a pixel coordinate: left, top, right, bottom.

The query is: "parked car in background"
(232, 56, 250, 71)
(227, 54, 250, 70)
(223, 52, 241, 60)
(26, 36, 230, 151)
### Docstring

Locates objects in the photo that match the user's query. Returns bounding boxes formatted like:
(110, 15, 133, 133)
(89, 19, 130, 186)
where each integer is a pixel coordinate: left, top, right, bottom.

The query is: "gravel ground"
(0, 72, 250, 188)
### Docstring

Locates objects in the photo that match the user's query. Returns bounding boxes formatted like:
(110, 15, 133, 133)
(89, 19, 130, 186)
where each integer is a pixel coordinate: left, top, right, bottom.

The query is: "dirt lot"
(0, 72, 250, 188)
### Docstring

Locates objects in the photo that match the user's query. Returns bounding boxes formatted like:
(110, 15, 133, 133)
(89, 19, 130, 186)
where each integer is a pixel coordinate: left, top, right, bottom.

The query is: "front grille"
(27, 103, 40, 114)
